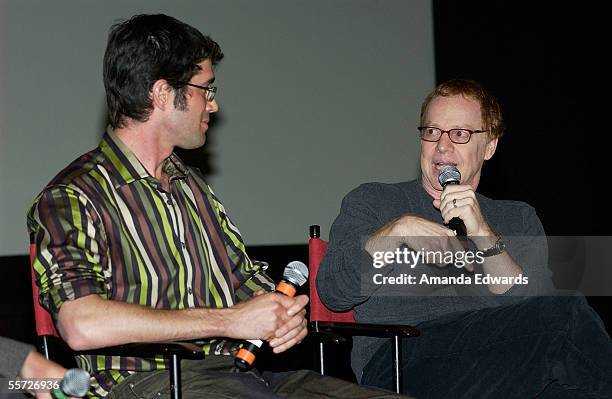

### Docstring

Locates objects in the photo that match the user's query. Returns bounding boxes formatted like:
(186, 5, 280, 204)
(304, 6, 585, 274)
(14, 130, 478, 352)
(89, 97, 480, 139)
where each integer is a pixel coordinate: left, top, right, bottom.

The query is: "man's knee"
(518, 295, 595, 332)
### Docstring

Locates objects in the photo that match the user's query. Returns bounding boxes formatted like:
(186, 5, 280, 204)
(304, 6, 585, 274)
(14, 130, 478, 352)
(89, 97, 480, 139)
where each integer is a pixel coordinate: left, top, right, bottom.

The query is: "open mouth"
(434, 161, 457, 171)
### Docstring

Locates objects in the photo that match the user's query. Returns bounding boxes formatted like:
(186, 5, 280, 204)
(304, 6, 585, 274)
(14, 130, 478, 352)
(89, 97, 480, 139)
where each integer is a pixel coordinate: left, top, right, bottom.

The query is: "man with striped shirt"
(27, 13, 404, 399)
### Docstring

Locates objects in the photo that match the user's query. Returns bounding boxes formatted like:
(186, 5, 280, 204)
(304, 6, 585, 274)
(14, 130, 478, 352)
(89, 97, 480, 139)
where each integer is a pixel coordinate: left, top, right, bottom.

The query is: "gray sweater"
(0, 337, 33, 378)
(316, 180, 553, 381)
(0, 336, 35, 399)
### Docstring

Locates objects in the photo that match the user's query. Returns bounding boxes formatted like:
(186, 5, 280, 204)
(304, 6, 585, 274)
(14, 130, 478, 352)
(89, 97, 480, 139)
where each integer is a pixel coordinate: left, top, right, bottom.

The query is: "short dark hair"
(420, 79, 505, 140)
(103, 14, 224, 128)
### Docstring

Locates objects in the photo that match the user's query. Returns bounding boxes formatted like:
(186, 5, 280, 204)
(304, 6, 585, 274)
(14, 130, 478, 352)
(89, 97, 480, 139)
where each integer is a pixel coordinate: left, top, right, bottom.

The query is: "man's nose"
(436, 131, 454, 152)
(207, 98, 219, 113)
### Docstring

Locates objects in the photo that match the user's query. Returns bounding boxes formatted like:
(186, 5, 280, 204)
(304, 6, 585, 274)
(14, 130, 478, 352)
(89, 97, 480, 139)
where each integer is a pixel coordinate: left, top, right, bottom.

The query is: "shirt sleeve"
(460, 202, 555, 301)
(207, 189, 275, 303)
(27, 185, 110, 318)
(501, 204, 554, 296)
(316, 184, 384, 312)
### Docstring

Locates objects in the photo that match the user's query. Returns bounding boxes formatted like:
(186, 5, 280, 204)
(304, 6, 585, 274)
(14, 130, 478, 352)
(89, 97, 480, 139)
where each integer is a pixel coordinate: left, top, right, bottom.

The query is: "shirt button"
(167, 199, 173, 205)
(181, 242, 186, 249)
(187, 288, 193, 295)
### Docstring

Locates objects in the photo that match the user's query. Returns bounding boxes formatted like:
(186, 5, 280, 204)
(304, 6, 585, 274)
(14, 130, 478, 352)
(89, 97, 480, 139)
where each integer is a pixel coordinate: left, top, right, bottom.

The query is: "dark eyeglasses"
(417, 126, 487, 144)
(172, 81, 217, 102)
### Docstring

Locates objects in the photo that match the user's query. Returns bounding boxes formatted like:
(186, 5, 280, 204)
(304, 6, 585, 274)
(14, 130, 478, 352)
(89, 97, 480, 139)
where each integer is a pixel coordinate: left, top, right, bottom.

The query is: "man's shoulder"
(477, 193, 541, 233)
(344, 180, 419, 202)
(30, 147, 107, 212)
(44, 147, 104, 190)
(27, 147, 105, 228)
(477, 192, 536, 214)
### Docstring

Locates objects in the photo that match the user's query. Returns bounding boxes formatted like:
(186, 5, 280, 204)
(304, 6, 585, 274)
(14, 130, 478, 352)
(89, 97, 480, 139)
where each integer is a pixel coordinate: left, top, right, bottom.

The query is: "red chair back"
(29, 242, 59, 338)
(308, 227, 354, 323)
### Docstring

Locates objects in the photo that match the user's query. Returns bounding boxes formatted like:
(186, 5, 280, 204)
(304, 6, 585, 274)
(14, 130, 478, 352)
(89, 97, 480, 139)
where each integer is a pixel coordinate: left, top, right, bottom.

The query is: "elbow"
(326, 299, 355, 313)
(58, 321, 94, 351)
(57, 299, 103, 350)
(316, 275, 354, 313)
(58, 313, 95, 351)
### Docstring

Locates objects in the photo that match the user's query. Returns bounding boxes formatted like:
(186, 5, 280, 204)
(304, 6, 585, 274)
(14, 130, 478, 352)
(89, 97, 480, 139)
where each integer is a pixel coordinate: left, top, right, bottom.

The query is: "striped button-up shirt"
(27, 129, 275, 397)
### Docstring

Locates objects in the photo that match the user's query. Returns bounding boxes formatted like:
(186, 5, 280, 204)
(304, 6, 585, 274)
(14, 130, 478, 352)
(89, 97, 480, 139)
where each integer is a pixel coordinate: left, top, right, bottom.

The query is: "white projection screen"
(0, 0, 434, 255)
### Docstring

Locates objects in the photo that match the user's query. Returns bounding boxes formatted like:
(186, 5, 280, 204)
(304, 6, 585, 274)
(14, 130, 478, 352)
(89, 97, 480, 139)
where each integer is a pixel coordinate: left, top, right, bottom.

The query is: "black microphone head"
(438, 165, 461, 187)
(61, 368, 90, 397)
(282, 261, 309, 287)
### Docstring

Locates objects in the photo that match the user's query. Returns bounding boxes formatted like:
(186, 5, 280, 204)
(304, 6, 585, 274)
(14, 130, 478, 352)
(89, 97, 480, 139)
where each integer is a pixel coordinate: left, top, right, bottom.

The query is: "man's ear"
(151, 80, 171, 110)
(484, 137, 498, 161)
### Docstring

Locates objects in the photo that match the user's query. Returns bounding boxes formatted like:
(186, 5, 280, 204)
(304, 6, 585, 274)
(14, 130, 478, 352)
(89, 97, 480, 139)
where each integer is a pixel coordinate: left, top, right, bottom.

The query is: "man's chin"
(178, 137, 206, 150)
(421, 174, 444, 198)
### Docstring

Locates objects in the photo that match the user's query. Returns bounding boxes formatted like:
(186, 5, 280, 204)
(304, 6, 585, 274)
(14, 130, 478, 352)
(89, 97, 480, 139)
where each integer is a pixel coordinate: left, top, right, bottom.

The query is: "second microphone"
(234, 260, 309, 371)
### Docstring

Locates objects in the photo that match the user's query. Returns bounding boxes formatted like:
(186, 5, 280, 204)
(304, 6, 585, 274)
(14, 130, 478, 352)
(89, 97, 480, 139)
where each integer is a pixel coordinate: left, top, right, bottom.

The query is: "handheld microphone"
(52, 368, 90, 398)
(234, 260, 309, 371)
(438, 165, 467, 236)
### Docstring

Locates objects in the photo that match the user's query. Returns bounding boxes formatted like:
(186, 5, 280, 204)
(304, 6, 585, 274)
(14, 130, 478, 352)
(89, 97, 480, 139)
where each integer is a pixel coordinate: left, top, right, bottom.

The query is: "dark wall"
(0, 255, 36, 342)
(432, 1, 606, 235)
(433, 0, 609, 325)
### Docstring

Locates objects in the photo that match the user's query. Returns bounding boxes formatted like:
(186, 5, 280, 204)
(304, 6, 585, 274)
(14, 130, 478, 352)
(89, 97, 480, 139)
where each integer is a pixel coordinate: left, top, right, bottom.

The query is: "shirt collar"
(163, 153, 190, 183)
(100, 126, 189, 188)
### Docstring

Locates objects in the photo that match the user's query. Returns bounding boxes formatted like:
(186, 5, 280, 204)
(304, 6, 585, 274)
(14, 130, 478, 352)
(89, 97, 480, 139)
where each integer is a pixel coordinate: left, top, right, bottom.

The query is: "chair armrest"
(310, 321, 419, 339)
(82, 341, 205, 360)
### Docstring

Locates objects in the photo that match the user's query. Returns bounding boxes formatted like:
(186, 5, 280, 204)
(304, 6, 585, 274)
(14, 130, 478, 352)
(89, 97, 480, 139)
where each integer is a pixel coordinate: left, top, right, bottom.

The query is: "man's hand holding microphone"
(434, 165, 494, 238)
(231, 261, 309, 370)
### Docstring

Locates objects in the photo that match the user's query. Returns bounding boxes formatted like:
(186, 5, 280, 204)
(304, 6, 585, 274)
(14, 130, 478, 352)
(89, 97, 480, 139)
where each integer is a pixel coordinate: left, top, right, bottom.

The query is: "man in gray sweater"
(317, 79, 611, 398)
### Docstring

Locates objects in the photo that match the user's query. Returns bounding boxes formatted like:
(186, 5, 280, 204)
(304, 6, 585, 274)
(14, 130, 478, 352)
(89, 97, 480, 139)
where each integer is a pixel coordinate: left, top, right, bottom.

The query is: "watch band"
(480, 234, 506, 257)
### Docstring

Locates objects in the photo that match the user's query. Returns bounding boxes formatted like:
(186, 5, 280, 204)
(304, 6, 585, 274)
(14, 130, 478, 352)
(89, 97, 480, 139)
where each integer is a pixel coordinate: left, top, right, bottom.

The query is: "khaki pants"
(107, 355, 409, 399)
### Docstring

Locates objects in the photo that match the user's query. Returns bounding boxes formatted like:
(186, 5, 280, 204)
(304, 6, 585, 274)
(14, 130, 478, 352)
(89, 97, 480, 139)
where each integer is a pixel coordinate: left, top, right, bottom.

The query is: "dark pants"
(361, 296, 612, 399)
(107, 354, 410, 399)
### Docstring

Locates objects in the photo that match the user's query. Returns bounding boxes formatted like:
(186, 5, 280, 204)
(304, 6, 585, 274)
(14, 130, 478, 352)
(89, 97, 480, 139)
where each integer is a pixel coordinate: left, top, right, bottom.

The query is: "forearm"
(469, 232, 525, 294)
(19, 351, 66, 380)
(364, 218, 407, 256)
(483, 234, 553, 297)
(58, 295, 233, 350)
(480, 252, 524, 294)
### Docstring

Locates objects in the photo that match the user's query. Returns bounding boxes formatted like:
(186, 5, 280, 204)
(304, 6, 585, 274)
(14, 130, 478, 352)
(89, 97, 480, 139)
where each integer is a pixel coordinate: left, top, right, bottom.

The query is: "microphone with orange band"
(234, 260, 309, 371)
